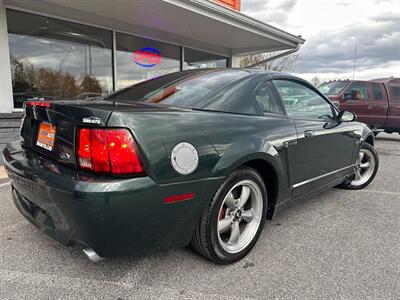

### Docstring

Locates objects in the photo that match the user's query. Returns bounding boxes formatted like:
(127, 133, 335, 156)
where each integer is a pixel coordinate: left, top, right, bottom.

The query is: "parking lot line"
(0, 166, 8, 179)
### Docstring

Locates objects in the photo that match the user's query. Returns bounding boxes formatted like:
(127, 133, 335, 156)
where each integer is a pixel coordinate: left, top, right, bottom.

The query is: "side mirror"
(338, 110, 356, 122)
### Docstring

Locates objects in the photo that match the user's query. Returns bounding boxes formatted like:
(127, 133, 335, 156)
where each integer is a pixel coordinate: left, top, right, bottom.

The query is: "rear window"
(106, 69, 249, 108)
(318, 81, 348, 95)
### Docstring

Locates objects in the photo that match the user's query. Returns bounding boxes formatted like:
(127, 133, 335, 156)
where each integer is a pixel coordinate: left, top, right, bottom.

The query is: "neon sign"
(133, 47, 161, 68)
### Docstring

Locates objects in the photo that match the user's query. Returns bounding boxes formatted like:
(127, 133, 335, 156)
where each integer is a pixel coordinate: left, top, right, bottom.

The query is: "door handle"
(368, 103, 373, 109)
(304, 130, 315, 138)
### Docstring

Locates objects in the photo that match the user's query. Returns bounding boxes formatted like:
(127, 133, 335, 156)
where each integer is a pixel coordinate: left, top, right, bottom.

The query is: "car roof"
(188, 68, 304, 82)
(197, 68, 317, 91)
(201, 67, 292, 76)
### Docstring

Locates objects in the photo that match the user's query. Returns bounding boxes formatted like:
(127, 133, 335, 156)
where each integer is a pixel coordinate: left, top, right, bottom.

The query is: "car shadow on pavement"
(375, 135, 400, 142)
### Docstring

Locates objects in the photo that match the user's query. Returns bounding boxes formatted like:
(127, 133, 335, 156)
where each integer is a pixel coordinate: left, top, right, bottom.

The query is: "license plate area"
(36, 122, 56, 151)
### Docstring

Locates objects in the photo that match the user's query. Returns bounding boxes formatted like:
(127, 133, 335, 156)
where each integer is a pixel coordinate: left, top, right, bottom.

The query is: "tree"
(79, 75, 102, 94)
(10, 56, 84, 99)
(37, 68, 62, 97)
(24, 64, 39, 91)
(310, 76, 322, 87)
(240, 51, 301, 72)
(61, 73, 79, 98)
(11, 56, 30, 93)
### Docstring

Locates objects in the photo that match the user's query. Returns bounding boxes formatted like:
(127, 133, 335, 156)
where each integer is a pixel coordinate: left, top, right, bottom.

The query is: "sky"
(241, 0, 400, 82)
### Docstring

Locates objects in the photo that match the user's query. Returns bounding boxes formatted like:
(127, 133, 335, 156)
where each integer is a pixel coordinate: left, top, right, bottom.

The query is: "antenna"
(353, 39, 357, 80)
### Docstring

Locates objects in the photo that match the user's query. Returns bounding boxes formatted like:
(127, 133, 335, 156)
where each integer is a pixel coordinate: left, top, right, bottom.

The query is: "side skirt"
(267, 176, 347, 220)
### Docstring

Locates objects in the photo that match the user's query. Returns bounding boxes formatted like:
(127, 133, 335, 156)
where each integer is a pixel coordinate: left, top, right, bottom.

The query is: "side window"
(254, 81, 284, 115)
(371, 83, 383, 100)
(345, 82, 369, 100)
(203, 76, 266, 116)
(273, 80, 333, 119)
(390, 85, 400, 101)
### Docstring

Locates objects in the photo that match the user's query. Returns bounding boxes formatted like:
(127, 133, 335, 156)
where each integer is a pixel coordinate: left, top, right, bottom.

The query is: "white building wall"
(230, 56, 241, 68)
(0, 0, 13, 113)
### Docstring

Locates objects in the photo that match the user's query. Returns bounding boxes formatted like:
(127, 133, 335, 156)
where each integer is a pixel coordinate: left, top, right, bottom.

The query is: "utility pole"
(353, 39, 357, 80)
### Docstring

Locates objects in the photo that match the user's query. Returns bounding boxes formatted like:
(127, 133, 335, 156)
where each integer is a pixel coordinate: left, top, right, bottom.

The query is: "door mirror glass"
(338, 110, 356, 122)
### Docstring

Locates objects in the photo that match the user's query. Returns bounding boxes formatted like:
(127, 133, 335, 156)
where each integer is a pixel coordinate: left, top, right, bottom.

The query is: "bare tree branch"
(239, 52, 301, 72)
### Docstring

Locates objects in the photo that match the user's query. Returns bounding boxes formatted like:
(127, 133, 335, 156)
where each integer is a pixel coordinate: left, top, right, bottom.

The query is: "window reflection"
(274, 80, 333, 119)
(7, 9, 113, 108)
(183, 47, 228, 70)
(116, 32, 180, 89)
(6, 10, 230, 109)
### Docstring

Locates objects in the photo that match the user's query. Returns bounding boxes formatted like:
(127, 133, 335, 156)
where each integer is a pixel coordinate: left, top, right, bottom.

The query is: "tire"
(191, 166, 267, 264)
(340, 143, 379, 190)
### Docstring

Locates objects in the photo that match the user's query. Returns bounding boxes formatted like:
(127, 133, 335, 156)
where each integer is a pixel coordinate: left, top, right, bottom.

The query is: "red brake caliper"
(219, 207, 226, 220)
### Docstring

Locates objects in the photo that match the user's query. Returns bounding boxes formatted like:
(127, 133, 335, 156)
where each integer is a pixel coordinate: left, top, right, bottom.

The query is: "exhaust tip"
(82, 247, 105, 263)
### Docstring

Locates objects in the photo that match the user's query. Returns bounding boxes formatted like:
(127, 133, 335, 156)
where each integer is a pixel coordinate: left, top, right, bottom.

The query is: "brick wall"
(0, 113, 23, 164)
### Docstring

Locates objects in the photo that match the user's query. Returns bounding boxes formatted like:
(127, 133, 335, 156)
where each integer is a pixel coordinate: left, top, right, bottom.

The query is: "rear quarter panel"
(107, 110, 297, 204)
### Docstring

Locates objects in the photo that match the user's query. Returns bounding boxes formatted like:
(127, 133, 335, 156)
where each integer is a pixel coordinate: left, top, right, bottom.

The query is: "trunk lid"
(22, 100, 112, 168)
(21, 99, 179, 168)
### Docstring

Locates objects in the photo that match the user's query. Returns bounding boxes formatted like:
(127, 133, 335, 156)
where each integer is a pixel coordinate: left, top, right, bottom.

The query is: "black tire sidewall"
(208, 168, 267, 264)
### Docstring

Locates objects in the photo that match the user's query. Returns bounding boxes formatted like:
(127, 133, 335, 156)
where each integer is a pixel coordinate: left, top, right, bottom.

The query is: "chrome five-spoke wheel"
(191, 167, 267, 264)
(351, 148, 376, 187)
(217, 179, 263, 254)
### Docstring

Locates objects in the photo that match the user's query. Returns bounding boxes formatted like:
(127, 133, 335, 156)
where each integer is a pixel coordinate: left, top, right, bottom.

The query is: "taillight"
(25, 101, 51, 108)
(76, 128, 145, 176)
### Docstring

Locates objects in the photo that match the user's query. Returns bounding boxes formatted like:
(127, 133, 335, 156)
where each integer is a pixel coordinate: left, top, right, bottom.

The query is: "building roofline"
(165, 0, 305, 48)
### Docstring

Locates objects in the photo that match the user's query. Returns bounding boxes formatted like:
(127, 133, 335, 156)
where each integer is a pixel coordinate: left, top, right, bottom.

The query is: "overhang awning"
(4, 0, 305, 56)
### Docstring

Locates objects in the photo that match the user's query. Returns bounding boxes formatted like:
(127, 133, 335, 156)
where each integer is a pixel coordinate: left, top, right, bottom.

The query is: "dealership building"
(0, 0, 304, 151)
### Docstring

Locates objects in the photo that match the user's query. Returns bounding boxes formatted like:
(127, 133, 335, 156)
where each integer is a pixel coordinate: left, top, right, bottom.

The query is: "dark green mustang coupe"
(3, 69, 379, 264)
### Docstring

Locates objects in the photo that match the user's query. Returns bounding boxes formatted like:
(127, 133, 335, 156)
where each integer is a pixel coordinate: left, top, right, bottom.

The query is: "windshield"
(106, 69, 249, 108)
(318, 81, 348, 95)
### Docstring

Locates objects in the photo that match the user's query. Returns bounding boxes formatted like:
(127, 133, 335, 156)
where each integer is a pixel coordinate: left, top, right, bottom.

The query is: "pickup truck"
(319, 78, 400, 135)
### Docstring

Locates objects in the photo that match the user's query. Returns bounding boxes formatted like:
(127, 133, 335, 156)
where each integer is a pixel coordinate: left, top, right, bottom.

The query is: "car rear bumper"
(3, 144, 223, 257)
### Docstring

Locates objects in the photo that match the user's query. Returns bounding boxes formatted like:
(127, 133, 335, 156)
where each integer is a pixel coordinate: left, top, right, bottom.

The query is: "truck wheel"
(191, 167, 267, 264)
(340, 143, 379, 190)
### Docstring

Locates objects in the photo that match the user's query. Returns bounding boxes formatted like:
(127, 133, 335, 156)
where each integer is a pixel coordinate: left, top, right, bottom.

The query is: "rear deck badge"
(171, 142, 199, 175)
(83, 116, 101, 124)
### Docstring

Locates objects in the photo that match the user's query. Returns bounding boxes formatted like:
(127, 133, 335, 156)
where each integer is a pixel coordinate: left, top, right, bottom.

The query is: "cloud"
(241, 0, 298, 25)
(370, 13, 400, 23)
(296, 16, 400, 74)
(242, 0, 400, 79)
(278, 0, 298, 11)
(335, 1, 352, 7)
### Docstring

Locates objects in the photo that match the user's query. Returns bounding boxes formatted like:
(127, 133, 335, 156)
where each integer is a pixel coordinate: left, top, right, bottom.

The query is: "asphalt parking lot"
(0, 133, 399, 299)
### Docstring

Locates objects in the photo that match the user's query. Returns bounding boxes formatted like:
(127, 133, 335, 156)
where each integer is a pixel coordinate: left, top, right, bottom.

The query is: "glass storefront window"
(183, 47, 228, 70)
(5, 10, 229, 108)
(116, 32, 180, 89)
(7, 9, 113, 108)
